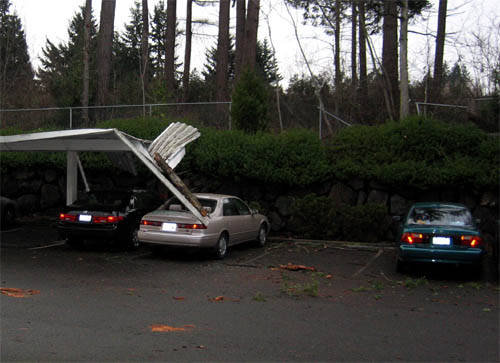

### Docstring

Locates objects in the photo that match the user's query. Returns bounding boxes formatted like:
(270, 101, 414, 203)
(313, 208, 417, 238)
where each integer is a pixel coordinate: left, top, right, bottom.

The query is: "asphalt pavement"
(1, 220, 499, 362)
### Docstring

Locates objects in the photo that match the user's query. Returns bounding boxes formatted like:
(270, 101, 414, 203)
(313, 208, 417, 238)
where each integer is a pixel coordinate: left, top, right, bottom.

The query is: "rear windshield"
(162, 197, 217, 214)
(75, 191, 131, 208)
(407, 206, 474, 227)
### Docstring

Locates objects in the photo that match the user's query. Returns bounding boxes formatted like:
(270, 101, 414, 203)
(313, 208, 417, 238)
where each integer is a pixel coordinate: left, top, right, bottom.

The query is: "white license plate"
(432, 237, 451, 245)
(79, 214, 92, 222)
(162, 222, 177, 232)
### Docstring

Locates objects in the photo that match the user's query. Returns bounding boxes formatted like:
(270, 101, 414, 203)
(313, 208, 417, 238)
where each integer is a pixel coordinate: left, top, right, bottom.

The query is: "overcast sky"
(10, 0, 500, 88)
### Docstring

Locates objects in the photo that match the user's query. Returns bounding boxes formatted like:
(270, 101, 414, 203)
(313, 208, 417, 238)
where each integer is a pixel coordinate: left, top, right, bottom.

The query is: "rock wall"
(1, 166, 498, 241)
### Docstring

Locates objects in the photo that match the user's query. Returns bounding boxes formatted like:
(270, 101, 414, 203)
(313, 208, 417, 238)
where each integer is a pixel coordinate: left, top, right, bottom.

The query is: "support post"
(66, 151, 78, 205)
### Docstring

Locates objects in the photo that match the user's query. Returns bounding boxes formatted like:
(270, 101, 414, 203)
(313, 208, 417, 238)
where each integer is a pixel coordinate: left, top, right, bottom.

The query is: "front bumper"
(398, 244, 485, 265)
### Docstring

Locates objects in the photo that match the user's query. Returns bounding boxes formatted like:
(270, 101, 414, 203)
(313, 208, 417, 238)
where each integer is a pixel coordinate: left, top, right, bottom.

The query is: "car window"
(407, 206, 474, 227)
(163, 197, 217, 214)
(223, 199, 239, 216)
(231, 198, 251, 215)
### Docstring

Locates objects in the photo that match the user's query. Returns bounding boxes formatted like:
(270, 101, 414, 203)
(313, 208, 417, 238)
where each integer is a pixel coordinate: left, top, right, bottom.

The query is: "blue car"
(396, 202, 485, 274)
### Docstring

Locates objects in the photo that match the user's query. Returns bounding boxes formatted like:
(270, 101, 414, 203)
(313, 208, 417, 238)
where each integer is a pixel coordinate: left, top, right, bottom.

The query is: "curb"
(268, 237, 396, 251)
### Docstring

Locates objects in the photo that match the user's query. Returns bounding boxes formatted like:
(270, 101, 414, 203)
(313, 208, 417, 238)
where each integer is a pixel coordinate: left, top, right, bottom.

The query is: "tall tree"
(351, 0, 357, 89)
(242, 0, 260, 71)
(97, 0, 116, 107)
(82, 0, 92, 125)
(215, 0, 230, 105)
(431, 0, 447, 102)
(399, 0, 409, 119)
(382, 0, 398, 120)
(150, 0, 167, 79)
(234, 0, 246, 81)
(0, 0, 34, 110)
(165, 0, 177, 95)
(358, 0, 367, 109)
(141, 0, 149, 100)
(182, 0, 192, 101)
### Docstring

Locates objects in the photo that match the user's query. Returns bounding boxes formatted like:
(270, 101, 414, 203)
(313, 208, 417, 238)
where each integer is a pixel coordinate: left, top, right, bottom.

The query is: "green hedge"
(327, 117, 499, 188)
(1, 116, 498, 190)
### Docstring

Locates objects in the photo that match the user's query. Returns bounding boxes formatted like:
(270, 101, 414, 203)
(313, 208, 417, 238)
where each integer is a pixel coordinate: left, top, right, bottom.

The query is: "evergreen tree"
(0, 0, 34, 109)
(38, 6, 98, 108)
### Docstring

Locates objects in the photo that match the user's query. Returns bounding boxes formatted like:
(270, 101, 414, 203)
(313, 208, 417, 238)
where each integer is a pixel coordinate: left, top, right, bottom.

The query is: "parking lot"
(1, 219, 499, 362)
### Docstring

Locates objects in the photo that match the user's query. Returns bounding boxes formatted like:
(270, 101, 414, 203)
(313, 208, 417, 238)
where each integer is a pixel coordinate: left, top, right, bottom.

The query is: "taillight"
(401, 232, 425, 244)
(460, 235, 482, 247)
(59, 213, 77, 222)
(93, 215, 124, 224)
(178, 223, 207, 230)
(141, 220, 162, 227)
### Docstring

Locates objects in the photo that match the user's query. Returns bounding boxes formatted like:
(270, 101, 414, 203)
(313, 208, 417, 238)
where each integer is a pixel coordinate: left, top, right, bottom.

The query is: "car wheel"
(255, 224, 267, 247)
(213, 233, 228, 259)
(127, 227, 140, 250)
(66, 237, 83, 248)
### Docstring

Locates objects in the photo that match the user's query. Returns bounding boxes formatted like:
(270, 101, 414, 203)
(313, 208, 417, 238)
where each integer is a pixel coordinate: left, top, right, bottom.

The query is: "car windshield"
(162, 197, 217, 214)
(75, 191, 131, 208)
(407, 206, 474, 227)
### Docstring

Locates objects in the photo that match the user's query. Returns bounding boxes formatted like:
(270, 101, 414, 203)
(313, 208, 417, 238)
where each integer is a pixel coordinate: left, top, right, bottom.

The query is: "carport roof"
(0, 128, 149, 152)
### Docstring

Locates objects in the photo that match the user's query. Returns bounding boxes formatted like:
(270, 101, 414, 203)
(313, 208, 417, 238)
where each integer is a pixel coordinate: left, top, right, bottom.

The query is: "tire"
(255, 224, 267, 247)
(126, 227, 140, 250)
(213, 233, 228, 259)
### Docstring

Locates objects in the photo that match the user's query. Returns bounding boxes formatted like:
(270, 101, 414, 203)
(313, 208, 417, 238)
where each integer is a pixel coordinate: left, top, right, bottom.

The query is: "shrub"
(289, 194, 389, 242)
(231, 69, 268, 133)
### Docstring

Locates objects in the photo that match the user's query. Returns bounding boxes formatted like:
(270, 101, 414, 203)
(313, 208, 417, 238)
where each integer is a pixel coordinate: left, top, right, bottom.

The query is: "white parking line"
(28, 241, 66, 250)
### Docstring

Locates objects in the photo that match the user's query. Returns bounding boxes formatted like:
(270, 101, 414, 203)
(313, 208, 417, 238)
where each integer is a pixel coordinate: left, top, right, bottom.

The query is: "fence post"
(70, 108, 73, 129)
(149, 105, 152, 117)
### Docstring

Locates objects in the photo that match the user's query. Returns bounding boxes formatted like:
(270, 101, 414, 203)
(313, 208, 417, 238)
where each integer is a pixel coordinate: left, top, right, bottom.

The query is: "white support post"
(66, 151, 78, 205)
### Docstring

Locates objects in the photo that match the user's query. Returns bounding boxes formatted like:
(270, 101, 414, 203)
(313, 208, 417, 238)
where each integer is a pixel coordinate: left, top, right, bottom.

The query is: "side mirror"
(392, 215, 402, 222)
(475, 218, 481, 225)
(251, 208, 259, 215)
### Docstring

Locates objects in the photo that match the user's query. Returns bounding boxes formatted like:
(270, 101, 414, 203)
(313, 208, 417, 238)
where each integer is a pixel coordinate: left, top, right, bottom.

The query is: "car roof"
(411, 202, 468, 209)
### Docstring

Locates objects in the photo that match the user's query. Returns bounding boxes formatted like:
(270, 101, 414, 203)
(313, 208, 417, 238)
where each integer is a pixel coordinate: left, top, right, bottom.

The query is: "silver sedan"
(138, 193, 269, 258)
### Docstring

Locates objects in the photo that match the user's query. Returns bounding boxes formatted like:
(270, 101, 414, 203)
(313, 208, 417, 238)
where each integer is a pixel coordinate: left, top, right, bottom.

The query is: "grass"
(252, 292, 267, 302)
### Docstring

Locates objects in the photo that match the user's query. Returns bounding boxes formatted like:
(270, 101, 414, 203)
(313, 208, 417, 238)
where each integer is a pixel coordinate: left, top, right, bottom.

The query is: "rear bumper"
(58, 223, 121, 241)
(398, 244, 485, 265)
(138, 230, 218, 248)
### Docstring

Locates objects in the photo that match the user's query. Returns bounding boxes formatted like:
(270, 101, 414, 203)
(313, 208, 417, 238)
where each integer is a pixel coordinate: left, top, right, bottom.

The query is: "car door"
(222, 198, 246, 244)
(230, 198, 257, 242)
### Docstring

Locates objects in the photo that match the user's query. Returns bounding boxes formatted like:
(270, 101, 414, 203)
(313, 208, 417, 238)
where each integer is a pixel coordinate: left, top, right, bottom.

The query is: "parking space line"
(352, 248, 383, 278)
(28, 241, 66, 250)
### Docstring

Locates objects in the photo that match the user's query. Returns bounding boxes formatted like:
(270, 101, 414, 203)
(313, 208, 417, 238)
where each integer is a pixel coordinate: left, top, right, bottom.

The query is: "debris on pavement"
(0, 287, 40, 298)
(150, 324, 195, 332)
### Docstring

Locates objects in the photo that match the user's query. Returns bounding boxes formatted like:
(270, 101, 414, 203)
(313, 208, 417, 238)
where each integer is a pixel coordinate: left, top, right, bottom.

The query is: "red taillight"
(460, 235, 482, 247)
(401, 232, 425, 244)
(59, 213, 77, 222)
(178, 223, 207, 230)
(141, 220, 162, 227)
(93, 215, 124, 224)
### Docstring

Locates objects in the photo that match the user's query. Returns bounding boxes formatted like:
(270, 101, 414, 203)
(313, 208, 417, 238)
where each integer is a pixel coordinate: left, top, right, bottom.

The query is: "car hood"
(404, 224, 479, 236)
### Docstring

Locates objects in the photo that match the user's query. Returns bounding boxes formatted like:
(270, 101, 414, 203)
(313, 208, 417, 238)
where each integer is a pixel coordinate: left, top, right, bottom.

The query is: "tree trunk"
(399, 0, 409, 119)
(351, 0, 357, 89)
(97, 0, 116, 107)
(334, 0, 341, 114)
(234, 0, 246, 82)
(165, 0, 177, 97)
(382, 0, 398, 120)
(182, 0, 192, 102)
(216, 0, 230, 114)
(242, 0, 260, 71)
(358, 0, 367, 117)
(82, 0, 92, 126)
(141, 0, 149, 113)
(432, 0, 447, 103)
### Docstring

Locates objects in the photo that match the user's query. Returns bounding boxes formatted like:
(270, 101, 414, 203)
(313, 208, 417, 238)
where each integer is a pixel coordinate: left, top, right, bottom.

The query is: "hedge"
(1, 116, 498, 190)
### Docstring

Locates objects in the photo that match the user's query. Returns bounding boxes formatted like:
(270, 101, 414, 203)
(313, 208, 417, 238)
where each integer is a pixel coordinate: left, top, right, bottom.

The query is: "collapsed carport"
(0, 123, 210, 226)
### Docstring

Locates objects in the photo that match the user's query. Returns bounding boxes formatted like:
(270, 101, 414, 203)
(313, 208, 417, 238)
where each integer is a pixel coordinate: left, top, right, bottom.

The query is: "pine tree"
(0, 0, 34, 109)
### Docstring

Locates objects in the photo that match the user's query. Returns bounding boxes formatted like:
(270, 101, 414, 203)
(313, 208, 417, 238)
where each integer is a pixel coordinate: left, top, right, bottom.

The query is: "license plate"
(432, 237, 451, 245)
(79, 214, 92, 222)
(162, 222, 177, 232)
